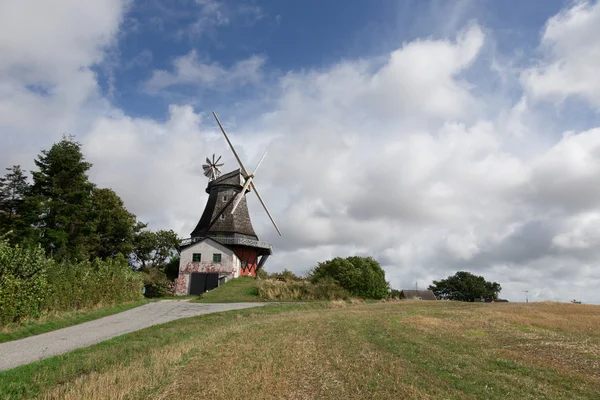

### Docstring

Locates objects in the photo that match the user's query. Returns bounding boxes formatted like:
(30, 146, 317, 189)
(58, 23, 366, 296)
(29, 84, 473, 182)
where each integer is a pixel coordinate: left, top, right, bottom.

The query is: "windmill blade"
(206, 157, 211, 165)
(212, 112, 249, 176)
(230, 177, 253, 215)
(215, 155, 222, 164)
(250, 182, 282, 236)
(253, 150, 268, 174)
(230, 150, 268, 214)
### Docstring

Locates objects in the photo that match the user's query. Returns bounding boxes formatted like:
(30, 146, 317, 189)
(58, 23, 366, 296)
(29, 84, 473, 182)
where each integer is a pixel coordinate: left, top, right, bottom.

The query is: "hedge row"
(0, 241, 143, 325)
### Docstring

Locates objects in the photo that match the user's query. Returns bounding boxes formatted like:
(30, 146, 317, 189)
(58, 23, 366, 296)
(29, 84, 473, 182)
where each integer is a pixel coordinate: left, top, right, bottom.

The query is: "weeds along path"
(0, 301, 265, 371)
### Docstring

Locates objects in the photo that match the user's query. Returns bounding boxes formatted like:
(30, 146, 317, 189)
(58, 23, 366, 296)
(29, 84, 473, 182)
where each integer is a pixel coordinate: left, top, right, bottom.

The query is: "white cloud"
(187, 0, 230, 37)
(83, 105, 221, 232)
(522, 1, 600, 109)
(552, 212, 600, 250)
(182, 0, 263, 38)
(270, 24, 484, 129)
(0, 0, 125, 76)
(528, 128, 600, 212)
(0, 0, 127, 166)
(144, 50, 265, 93)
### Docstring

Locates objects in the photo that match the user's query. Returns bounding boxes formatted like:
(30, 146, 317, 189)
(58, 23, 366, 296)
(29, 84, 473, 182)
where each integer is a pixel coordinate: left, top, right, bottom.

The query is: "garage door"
(189, 273, 219, 295)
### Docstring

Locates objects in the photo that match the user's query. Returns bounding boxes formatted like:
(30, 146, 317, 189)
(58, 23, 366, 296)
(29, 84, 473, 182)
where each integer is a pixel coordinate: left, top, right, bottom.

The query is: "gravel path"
(0, 301, 265, 371)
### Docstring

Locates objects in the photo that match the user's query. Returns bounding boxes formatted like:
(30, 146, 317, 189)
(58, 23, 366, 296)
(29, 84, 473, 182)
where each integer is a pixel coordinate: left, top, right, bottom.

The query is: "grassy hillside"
(1, 301, 599, 399)
(194, 276, 261, 303)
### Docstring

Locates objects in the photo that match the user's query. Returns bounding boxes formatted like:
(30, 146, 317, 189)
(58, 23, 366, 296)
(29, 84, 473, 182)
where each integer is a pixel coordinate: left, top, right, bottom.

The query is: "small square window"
(192, 253, 201, 262)
(213, 253, 222, 263)
(220, 214, 225, 220)
(223, 195, 228, 202)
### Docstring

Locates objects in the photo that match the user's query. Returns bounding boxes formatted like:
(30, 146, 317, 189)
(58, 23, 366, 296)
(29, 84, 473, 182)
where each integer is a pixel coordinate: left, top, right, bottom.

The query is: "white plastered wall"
(174, 238, 240, 295)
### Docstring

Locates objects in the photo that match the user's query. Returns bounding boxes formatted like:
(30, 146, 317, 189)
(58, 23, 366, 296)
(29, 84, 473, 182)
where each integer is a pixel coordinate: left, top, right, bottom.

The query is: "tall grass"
(0, 241, 143, 325)
(46, 256, 143, 312)
(256, 279, 350, 300)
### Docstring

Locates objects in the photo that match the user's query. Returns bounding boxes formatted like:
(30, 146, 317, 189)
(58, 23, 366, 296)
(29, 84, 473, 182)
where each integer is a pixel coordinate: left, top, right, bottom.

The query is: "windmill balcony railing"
(180, 236, 272, 250)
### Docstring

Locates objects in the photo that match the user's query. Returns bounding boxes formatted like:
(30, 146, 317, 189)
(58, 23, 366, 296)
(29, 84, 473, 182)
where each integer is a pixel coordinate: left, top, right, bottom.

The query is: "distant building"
(400, 290, 437, 300)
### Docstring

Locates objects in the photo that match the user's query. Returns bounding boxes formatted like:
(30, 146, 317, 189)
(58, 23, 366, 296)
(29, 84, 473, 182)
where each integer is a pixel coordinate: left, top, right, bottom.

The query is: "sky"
(2, 0, 600, 304)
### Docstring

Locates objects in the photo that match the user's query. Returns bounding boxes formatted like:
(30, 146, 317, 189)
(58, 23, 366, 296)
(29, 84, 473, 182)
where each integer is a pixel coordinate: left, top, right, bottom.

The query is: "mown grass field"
(1, 301, 599, 399)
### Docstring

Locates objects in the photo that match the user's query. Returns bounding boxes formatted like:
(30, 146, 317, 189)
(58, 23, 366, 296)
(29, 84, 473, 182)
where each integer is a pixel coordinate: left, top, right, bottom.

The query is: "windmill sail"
(212, 112, 282, 236)
(202, 153, 224, 181)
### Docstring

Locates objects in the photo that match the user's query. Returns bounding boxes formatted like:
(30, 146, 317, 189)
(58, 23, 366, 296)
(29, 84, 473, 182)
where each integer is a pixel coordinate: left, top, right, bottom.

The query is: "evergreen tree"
(88, 188, 138, 260)
(30, 135, 95, 260)
(0, 165, 31, 241)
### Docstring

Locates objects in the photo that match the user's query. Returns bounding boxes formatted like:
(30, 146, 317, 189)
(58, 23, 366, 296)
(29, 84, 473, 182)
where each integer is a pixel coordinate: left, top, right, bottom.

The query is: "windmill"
(202, 154, 224, 181)
(174, 112, 281, 296)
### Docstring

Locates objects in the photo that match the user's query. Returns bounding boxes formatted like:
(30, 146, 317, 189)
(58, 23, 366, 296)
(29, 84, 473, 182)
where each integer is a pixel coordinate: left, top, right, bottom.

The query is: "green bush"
(268, 268, 302, 281)
(256, 268, 269, 280)
(309, 256, 389, 299)
(0, 241, 144, 325)
(256, 279, 349, 300)
(163, 256, 180, 281)
(46, 255, 144, 311)
(142, 267, 174, 298)
(0, 242, 52, 324)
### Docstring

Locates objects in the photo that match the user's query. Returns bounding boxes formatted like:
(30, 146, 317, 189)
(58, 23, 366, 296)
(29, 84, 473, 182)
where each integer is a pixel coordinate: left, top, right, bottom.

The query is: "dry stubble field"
(1, 301, 599, 399)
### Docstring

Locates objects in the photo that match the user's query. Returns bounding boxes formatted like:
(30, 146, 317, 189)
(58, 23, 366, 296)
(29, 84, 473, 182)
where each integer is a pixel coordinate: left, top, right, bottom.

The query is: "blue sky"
(100, 0, 569, 120)
(3, 0, 600, 303)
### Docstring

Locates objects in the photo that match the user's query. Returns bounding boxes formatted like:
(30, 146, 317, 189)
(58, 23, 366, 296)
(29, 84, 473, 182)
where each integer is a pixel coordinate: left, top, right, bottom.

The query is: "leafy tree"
(87, 188, 138, 259)
(428, 271, 502, 301)
(309, 256, 388, 299)
(131, 227, 180, 270)
(29, 136, 95, 260)
(0, 165, 30, 240)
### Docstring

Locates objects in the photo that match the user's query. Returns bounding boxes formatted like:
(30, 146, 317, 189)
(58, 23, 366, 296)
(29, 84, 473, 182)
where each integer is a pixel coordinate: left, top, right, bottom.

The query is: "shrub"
(256, 279, 349, 300)
(163, 256, 180, 281)
(0, 240, 144, 325)
(46, 254, 143, 311)
(269, 268, 302, 282)
(256, 268, 269, 280)
(142, 267, 174, 298)
(309, 256, 389, 299)
(0, 241, 52, 324)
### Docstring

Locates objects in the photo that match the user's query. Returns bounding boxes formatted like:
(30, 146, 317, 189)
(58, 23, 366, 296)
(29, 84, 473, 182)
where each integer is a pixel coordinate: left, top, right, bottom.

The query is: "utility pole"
(524, 290, 529, 303)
